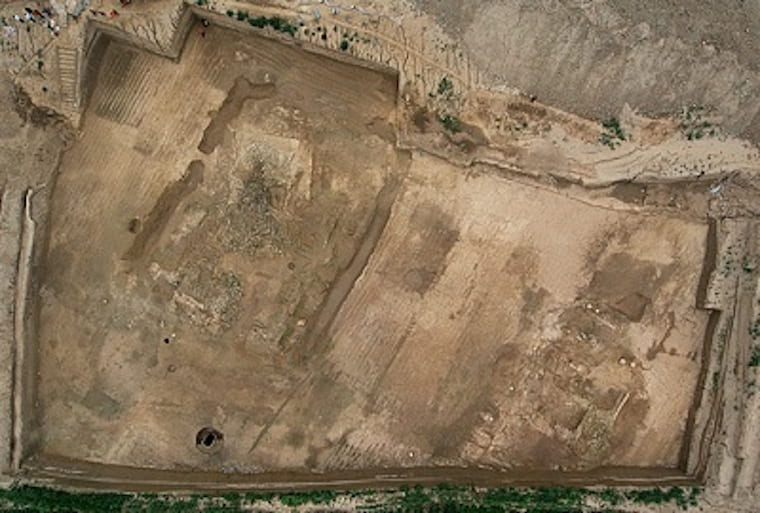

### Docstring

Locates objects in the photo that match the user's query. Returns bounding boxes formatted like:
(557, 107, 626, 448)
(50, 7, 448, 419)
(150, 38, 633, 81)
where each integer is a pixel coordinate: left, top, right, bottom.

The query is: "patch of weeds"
(748, 317, 760, 340)
(439, 113, 462, 133)
(233, 11, 298, 36)
(278, 490, 337, 507)
(599, 117, 626, 149)
(750, 346, 760, 367)
(0, 484, 703, 513)
(436, 75, 454, 98)
(721, 245, 737, 278)
(680, 105, 718, 141)
(249, 16, 298, 36)
(742, 254, 755, 273)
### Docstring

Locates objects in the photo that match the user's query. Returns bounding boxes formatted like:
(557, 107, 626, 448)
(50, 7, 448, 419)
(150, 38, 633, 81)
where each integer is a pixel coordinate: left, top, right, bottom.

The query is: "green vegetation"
(194, 0, 206, 5)
(229, 10, 298, 36)
(680, 105, 717, 141)
(742, 254, 755, 273)
(720, 244, 738, 278)
(750, 346, 760, 367)
(748, 317, 760, 340)
(225, 9, 233, 17)
(0, 486, 129, 513)
(247, 16, 298, 36)
(439, 113, 462, 133)
(599, 117, 626, 149)
(340, 39, 350, 51)
(435, 76, 454, 99)
(437, 76, 453, 96)
(0, 484, 702, 513)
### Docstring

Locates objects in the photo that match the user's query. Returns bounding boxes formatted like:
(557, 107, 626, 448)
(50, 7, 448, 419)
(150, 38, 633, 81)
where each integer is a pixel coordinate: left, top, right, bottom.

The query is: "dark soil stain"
(587, 253, 671, 321)
(198, 76, 277, 154)
(123, 160, 204, 261)
(520, 286, 550, 329)
(397, 203, 459, 294)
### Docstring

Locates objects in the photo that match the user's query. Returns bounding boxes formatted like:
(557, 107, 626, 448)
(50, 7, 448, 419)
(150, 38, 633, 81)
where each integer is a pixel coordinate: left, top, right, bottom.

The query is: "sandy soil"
(25, 18, 711, 476)
(0, 0, 758, 508)
(414, 0, 760, 144)
(34, 22, 400, 471)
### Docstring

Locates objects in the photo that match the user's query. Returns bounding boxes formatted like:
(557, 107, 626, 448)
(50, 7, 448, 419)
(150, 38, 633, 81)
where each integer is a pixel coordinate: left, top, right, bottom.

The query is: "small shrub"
(439, 113, 461, 133)
(599, 117, 626, 149)
(437, 76, 453, 97)
(750, 346, 760, 367)
(245, 16, 297, 36)
(340, 39, 349, 51)
(602, 117, 625, 139)
(680, 105, 718, 141)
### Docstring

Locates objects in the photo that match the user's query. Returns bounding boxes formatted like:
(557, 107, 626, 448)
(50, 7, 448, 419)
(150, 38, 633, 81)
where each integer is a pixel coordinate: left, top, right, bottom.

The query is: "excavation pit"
(25, 17, 714, 487)
(196, 427, 223, 454)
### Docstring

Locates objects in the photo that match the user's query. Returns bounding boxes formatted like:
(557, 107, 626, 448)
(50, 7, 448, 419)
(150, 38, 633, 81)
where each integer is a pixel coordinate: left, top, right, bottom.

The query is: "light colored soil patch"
(245, 153, 709, 472)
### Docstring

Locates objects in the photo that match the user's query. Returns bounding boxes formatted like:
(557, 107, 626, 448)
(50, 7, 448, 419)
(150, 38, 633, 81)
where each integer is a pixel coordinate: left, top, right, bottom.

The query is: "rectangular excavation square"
(30, 21, 710, 478)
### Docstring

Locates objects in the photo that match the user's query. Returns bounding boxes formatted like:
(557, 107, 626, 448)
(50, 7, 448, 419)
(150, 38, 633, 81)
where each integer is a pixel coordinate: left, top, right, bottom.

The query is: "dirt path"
(0, 188, 22, 474)
(25, 455, 695, 492)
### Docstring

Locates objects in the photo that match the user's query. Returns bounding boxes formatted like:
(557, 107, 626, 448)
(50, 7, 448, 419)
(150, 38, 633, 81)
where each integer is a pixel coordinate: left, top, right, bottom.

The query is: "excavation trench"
(294, 179, 402, 363)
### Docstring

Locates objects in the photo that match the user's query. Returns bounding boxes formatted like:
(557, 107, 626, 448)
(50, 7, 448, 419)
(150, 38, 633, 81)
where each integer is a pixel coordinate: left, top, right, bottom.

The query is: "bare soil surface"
(28, 20, 711, 476)
(35, 23, 401, 472)
(0, 0, 758, 507)
(413, 0, 760, 144)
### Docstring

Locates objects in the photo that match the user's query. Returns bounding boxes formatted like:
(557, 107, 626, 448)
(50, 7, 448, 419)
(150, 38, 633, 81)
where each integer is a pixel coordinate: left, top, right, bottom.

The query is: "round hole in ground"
(163, 337, 170, 344)
(195, 427, 223, 453)
(127, 218, 141, 233)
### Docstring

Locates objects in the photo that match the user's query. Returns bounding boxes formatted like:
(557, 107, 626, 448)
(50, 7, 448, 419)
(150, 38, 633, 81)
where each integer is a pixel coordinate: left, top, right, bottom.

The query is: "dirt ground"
(28, 19, 710, 475)
(412, 0, 760, 143)
(253, 153, 709, 473)
(35, 22, 401, 471)
(0, 0, 757, 508)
